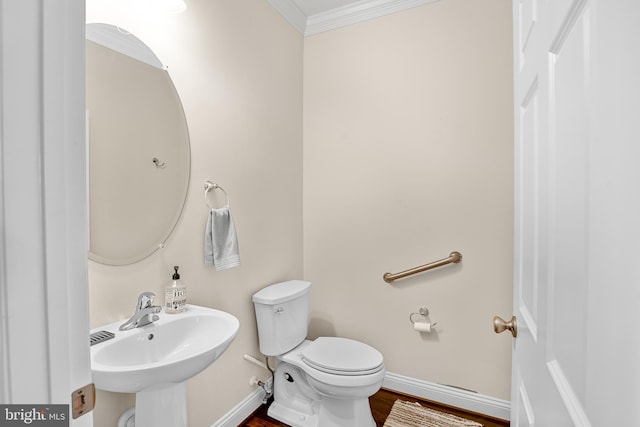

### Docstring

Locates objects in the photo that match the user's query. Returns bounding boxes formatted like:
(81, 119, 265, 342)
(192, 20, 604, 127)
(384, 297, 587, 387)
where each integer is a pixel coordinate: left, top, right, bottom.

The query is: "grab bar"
(383, 251, 462, 283)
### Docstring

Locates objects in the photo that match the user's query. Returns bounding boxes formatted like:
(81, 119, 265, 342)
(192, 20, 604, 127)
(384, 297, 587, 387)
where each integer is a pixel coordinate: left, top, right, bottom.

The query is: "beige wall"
(303, 0, 514, 399)
(86, 0, 303, 425)
(87, 0, 513, 425)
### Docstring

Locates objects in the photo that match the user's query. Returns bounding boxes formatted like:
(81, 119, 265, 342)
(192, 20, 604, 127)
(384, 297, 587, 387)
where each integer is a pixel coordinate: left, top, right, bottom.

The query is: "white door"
(0, 1, 92, 425)
(508, 0, 640, 425)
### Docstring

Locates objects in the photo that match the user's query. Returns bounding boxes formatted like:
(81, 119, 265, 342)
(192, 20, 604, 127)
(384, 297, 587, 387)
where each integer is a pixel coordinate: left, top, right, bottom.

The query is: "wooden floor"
(241, 388, 509, 427)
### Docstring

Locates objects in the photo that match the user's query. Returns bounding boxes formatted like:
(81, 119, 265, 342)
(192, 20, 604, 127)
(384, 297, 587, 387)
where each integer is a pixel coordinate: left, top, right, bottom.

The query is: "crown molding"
(265, 0, 307, 34)
(267, 0, 442, 36)
(306, 0, 441, 35)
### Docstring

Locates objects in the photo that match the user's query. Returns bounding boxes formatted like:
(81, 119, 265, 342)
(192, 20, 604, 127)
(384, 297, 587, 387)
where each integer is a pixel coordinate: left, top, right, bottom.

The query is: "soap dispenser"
(164, 266, 187, 314)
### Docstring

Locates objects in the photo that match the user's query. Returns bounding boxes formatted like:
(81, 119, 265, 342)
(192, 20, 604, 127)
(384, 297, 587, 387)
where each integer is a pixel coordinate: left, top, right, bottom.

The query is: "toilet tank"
(252, 280, 311, 356)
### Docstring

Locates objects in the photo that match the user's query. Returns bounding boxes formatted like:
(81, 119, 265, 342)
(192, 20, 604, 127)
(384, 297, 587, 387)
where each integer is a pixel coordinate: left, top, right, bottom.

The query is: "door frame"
(0, 1, 91, 424)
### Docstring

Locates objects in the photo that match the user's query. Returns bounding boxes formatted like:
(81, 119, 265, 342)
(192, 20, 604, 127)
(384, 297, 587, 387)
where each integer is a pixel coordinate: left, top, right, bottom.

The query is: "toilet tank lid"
(252, 280, 312, 305)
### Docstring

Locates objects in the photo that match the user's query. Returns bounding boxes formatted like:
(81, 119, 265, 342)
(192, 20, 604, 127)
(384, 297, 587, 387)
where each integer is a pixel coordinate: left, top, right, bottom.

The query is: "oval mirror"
(86, 23, 190, 265)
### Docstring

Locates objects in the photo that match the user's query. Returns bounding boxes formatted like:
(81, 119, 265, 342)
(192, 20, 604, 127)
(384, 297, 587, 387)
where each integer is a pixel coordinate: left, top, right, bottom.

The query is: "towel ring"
(204, 181, 229, 209)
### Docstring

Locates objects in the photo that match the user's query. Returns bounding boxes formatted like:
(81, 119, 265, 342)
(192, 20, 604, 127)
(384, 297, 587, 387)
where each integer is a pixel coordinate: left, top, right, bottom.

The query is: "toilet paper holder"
(409, 307, 437, 329)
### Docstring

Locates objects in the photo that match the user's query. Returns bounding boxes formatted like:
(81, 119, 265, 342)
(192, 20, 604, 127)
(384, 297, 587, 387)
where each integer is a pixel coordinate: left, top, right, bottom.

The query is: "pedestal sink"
(90, 304, 239, 427)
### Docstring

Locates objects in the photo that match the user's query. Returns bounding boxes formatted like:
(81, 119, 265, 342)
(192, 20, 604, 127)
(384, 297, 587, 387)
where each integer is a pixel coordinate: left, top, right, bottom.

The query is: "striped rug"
(383, 399, 483, 427)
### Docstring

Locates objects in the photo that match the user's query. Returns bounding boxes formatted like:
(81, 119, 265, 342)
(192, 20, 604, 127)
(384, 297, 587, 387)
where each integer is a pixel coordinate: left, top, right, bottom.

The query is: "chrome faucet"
(119, 292, 162, 331)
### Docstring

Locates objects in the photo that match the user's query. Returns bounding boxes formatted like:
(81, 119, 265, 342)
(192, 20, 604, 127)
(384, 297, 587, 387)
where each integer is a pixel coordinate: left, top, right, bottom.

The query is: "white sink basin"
(91, 304, 239, 393)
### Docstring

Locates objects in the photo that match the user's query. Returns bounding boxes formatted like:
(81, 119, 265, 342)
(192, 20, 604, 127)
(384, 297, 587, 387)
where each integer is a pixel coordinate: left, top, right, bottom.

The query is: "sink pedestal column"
(135, 382, 187, 427)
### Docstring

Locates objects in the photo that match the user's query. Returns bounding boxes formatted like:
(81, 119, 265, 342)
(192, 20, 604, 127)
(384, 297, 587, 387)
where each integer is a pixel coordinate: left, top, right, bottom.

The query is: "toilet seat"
(301, 337, 384, 376)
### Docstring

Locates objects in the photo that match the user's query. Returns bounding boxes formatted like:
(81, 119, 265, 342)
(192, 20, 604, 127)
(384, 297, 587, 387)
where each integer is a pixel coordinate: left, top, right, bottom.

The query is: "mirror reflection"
(86, 23, 190, 265)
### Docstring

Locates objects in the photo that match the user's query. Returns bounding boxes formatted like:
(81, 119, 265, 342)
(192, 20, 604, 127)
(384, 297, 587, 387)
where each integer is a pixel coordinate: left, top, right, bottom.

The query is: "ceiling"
(266, 0, 441, 36)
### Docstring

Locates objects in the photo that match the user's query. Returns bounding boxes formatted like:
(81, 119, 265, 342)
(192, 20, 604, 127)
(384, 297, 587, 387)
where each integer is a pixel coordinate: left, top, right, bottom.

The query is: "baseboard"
(212, 372, 511, 426)
(211, 383, 270, 427)
(383, 372, 511, 421)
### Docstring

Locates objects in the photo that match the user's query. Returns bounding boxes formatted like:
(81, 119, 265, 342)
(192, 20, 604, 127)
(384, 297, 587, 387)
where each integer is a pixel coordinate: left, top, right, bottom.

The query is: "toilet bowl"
(252, 280, 385, 427)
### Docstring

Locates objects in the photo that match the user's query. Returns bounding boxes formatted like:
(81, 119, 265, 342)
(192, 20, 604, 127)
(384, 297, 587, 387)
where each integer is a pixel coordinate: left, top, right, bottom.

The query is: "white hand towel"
(205, 206, 240, 271)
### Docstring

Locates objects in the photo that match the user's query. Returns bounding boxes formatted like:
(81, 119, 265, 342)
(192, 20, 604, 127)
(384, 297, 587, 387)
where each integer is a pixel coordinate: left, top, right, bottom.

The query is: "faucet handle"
(137, 292, 156, 310)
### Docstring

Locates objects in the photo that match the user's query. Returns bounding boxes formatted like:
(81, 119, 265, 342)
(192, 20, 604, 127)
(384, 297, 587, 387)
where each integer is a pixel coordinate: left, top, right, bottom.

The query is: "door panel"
(514, 376, 534, 427)
(513, 0, 593, 425)
(518, 76, 540, 342)
(512, 0, 640, 425)
(546, 0, 590, 411)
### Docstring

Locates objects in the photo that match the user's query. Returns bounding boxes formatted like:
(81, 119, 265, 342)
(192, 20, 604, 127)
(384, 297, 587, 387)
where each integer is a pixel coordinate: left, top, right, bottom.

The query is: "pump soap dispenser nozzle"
(165, 265, 187, 314)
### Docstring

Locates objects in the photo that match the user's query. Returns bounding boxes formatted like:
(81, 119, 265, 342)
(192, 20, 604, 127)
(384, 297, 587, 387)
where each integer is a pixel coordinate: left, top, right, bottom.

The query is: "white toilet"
(252, 280, 385, 427)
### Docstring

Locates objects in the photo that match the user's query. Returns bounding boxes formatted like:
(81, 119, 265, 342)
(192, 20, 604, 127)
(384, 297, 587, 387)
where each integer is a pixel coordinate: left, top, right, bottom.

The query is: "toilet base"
(268, 401, 318, 427)
(268, 395, 375, 427)
(268, 359, 377, 427)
